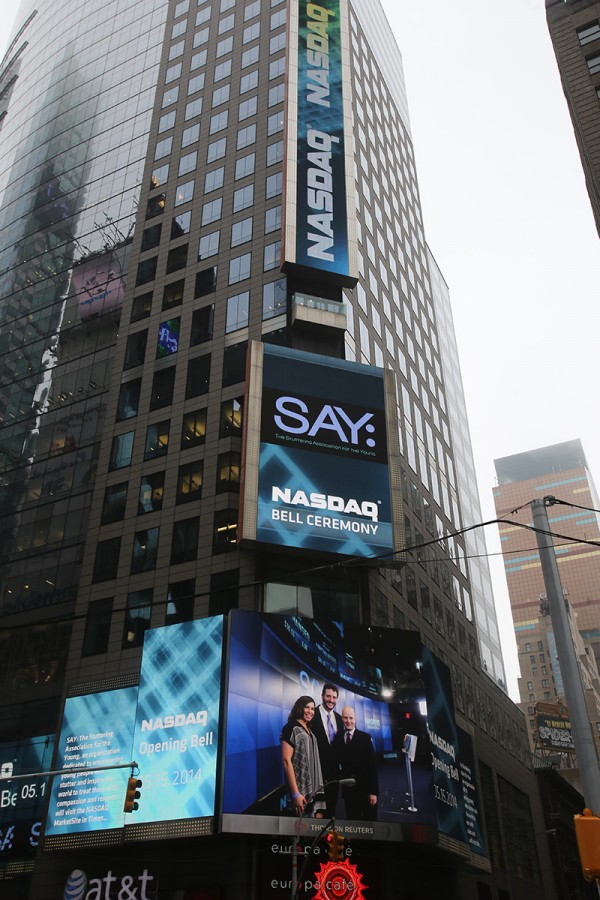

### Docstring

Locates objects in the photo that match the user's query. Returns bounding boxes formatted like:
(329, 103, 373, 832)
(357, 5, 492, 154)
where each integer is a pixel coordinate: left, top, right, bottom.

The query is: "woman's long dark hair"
(288, 695, 315, 722)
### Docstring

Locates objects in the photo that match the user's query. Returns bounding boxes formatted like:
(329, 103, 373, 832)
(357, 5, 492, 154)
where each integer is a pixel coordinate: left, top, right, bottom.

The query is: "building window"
(266, 140, 283, 166)
(242, 45, 260, 68)
(158, 110, 177, 132)
(226, 291, 250, 332)
(123, 589, 153, 649)
(116, 379, 141, 421)
(205, 167, 225, 193)
(181, 408, 207, 448)
(151, 164, 169, 188)
(82, 598, 113, 657)
(222, 341, 248, 386)
(212, 84, 231, 106)
(136, 257, 157, 284)
(207, 137, 227, 162)
(178, 151, 198, 177)
(266, 171, 282, 198)
(171, 517, 200, 564)
(138, 472, 165, 514)
(209, 570, 239, 616)
(243, 22, 260, 43)
(144, 420, 170, 460)
(163, 279, 185, 310)
(101, 482, 128, 524)
(237, 124, 256, 148)
(182, 123, 200, 147)
(238, 96, 258, 120)
(587, 53, 600, 75)
(265, 205, 281, 234)
(240, 71, 259, 93)
(172, 211, 192, 238)
(202, 198, 223, 225)
(235, 152, 255, 180)
(199, 231, 220, 259)
(263, 240, 280, 271)
(176, 461, 204, 503)
(233, 184, 254, 212)
(213, 509, 238, 551)
(165, 63, 183, 84)
(123, 331, 148, 370)
(210, 110, 229, 133)
(166, 245, 188, 274)
(166, 580, 195, 625)
(216, 451, 241, 492)
(191, 304, 215, 345)
(186, 354, 211, 398)
(92, 537, 121, 582)
(268, 83, 284, 107)
(578, 22, 600, 45)
(231, 217, 253, 246)
(262, 277, 286, 319)
(191, 50, 208, 70)
(150, 366, 176, 409)
(216, 36, 234, 57)
(131, 527, 160, 573)
(220, 396, 243, 435)
(194, 27, 210, 47)
(109, 432, 134, 470)
(175, 181, 195, 207)
(185, 98, 203, 120)
(195, 266, 218, 297)
(188, 72, 205, 94)
(141, 223, 162, 251)
(229, 253, 251, 284)
(267, 111, 283, 134)
(131, 292, 153, 322)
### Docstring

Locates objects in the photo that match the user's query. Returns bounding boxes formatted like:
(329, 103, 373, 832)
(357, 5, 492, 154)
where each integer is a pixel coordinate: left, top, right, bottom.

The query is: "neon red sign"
(311, 859, 367, 900)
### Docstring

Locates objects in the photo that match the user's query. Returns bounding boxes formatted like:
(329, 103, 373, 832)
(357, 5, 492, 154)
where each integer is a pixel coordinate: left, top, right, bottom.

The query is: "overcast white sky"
(2, 0, 599, 699)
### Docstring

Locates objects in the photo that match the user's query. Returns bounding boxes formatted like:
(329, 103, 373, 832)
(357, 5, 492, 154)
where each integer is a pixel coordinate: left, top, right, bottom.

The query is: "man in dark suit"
(309, 683, 344, 816)
(339, 706, 378, 821)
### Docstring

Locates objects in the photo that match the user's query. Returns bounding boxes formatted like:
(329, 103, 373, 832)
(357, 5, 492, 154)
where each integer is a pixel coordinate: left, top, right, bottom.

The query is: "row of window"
(102, 449, 239, 524)
(93, 508, 238, 583)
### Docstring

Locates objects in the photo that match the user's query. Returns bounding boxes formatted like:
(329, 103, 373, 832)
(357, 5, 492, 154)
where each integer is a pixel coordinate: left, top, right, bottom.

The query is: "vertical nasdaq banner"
(129, 617, 224, 825)
(284, 0, 357, 285)
(241, 344, 397, 558)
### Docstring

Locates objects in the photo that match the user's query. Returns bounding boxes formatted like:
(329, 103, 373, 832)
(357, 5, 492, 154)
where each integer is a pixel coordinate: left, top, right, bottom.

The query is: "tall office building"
(493, 440, 600, 757)
(546, 0, 600, 237)
(0, 2, 575, 899)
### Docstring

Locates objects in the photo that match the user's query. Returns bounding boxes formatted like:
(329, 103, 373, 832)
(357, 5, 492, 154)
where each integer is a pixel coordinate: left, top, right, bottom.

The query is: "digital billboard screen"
(241, 344, 399, 560)
(0, 734, 54, 860)
(46, 618, 224, 838)
(129, 617, 224, 824)
(46, 687, 138, 835)
(221, 611, 437, 843)
(422, 648, 485, 855)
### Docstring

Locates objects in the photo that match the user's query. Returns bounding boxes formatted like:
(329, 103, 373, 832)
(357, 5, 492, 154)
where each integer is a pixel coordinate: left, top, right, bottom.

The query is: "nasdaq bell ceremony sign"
(241, 344, 395, 558)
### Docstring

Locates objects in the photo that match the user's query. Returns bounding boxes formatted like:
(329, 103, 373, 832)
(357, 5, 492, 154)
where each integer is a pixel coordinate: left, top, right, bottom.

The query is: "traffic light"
(574, 808, 600, 881)
(123, 776, 142, 813)
(327, 831, 345, 862)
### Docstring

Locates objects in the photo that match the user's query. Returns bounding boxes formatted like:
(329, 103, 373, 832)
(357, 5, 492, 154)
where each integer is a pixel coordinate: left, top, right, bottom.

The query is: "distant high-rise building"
(493, 440, 600, 756)
(546, 0, 600, 237)
(0, 2, 567, 898)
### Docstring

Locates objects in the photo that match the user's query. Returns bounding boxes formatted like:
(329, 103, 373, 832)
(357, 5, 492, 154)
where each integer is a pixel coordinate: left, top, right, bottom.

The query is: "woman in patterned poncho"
(281, 696, 326, 818)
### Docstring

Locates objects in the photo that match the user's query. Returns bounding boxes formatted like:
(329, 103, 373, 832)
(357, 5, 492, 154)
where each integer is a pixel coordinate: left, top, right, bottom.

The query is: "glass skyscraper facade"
(0, 2, 564, 899)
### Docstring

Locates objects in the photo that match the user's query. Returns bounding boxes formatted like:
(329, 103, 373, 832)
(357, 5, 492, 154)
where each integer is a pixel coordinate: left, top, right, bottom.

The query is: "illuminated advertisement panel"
(221, 611, 437, 843)
(0, 734, 54, 859)
(241, 344, 397, 559)
(284, 0, 357, 285)
(536, 712, 575, 753)
(46, 687, 138, 835)
(422, 649, 485, 855)
(129, 617, 224, 824)
(72, 248, 126, 319)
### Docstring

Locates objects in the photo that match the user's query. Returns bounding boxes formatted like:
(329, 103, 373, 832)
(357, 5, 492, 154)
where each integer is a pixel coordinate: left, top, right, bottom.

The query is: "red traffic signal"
(124, 776, 142, 813)
(574, 808, 600, 881)
(327, 831, 345, 862)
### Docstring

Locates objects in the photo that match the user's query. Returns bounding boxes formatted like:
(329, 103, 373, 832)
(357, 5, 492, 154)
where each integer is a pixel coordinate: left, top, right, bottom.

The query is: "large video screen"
(46, 617, 224, 836)
(0, 734, 54, 859)
(130, 617, 224, 824)
(46, 687, 138, 835)
(241, 344, 397, 559)
(221, 611, 437, 843)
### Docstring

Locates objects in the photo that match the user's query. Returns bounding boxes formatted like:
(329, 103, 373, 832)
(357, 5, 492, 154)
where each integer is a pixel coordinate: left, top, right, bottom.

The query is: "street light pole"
(531, 497, 600, 813)
(290, 777, 355, 900)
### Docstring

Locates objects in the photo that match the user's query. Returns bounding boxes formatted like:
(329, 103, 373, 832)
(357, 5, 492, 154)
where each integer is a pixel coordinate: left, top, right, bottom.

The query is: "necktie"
(345, 731, 352, 744)
(327, 712, 335, 743)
